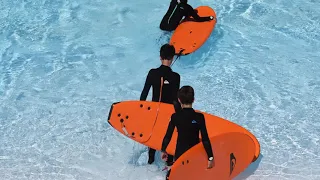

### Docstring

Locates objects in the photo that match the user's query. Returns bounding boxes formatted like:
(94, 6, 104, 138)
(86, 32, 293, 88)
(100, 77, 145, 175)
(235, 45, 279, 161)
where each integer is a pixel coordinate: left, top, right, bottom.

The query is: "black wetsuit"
(140, 65, 181, 111)
(160, 0, 212, 31)
(140, 64, 181, 165)
(161, 108, 213, 179)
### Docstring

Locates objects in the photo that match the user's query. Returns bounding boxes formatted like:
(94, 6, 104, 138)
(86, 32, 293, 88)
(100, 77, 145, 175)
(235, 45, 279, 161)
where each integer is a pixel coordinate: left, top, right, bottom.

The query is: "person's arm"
(186, 5, 213, 22)
(173, 100, 181, 112)
(140, 70, 152, 100)
(199, 114, 214, 159)
(173, 74, 181, 112)
(161, 115, 176, 152)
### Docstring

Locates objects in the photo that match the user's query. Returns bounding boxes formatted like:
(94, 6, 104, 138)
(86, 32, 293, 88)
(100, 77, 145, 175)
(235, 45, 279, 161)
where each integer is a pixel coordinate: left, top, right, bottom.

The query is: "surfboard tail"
(169, 132, 256, 180)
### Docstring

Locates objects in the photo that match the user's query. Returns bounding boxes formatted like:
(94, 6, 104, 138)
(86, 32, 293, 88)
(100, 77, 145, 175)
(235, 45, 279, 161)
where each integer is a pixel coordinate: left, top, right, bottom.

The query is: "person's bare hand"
(161, 152, 168, 161)
(207, 159, 215, 169)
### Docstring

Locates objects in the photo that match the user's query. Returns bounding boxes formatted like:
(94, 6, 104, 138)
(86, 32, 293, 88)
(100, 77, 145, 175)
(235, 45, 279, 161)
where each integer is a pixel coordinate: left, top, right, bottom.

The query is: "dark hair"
(178, 86, 194, 104)
(160, 44, 175, 60)
(180, 0, 188, 3)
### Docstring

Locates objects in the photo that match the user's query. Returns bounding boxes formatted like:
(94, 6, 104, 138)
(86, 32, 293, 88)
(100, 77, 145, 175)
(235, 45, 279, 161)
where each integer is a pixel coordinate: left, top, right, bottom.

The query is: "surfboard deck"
(169, 132, 256, 180)
(169, 6, 217, 55)
(107, 100, 260, 162)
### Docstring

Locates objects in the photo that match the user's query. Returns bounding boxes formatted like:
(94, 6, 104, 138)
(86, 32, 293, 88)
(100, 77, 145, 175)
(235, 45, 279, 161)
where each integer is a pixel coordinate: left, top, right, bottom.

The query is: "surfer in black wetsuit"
(140, 43, 181, 167)
(160, 0, 214, 31)
(160, 85, 214, 180)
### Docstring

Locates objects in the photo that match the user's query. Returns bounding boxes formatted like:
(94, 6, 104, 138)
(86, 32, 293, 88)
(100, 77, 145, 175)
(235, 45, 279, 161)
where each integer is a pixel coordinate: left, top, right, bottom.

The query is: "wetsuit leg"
(166, 169, 171, 180)
(148, 148, 156, 164)
(166, 154, 174, 166)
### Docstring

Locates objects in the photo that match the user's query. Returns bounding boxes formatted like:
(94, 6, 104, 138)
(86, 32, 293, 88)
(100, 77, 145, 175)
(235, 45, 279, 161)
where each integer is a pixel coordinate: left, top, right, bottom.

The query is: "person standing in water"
(140, 43, 181, 168)
(160, 85, 214, 179)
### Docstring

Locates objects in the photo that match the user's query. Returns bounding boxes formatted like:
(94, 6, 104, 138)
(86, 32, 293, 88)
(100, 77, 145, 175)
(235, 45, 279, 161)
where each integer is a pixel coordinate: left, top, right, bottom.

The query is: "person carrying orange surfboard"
(160, 0, 214, 31)
(140, 43, 181, 167)
(160, 85, 215, 180)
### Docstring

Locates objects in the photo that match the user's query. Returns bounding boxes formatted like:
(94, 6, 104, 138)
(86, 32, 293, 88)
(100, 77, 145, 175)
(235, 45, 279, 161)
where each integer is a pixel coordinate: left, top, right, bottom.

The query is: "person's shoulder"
(172, 110, 184, 118)
(195, 112, 205, 120)
(148, 68, 157, 74)
(150, 68, 157, 72)
(171, 71, 180, 78)
(153, 65, 164, 72)
(170, 112, 179, 122)
(195, 111, 204, 116)
(171, 111, 179, 118)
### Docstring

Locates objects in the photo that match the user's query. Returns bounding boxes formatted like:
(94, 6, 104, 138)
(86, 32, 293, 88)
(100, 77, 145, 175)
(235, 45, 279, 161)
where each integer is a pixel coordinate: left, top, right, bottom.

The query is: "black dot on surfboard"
(140, 104, 143, 108)
(126, 116, 128, 119)
(132, 132, 135, 136)
(120, 119, 124, 123)
(140, 134, 143, 137)
(187, 160, 189, 164)
(148, 107, 151, 110)
(118, 113, 121, 117)
(182, 161, 184, 165)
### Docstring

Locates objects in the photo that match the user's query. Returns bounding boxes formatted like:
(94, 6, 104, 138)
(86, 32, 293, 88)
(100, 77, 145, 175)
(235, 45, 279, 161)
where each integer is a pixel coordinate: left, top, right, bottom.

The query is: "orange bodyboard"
(169, 132, 256, 180)
(169, 6, 217, 55)
(107, 100, 260, 163)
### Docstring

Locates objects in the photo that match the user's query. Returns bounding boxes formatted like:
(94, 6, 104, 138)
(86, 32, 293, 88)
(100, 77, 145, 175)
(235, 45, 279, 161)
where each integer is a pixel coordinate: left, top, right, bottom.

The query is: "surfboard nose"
(107, 102, 120, 128)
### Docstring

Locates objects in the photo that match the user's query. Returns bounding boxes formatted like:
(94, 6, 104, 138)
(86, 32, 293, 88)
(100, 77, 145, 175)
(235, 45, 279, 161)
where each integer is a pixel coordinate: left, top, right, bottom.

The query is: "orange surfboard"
(169, 6, 217, 55)
(169, 132, 256, 180)
(107, 100, 260, 163)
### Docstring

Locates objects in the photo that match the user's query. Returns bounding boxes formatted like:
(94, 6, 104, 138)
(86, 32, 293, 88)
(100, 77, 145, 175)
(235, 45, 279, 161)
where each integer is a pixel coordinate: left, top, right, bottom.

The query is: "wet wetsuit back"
(161, 108, 213, 160)
(160, 0, 212, 31)
(140, 65, 180, 106)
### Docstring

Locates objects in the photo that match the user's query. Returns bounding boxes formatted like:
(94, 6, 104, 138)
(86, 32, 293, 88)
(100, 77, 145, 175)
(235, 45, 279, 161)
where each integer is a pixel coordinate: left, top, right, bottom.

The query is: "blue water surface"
(1, 0, 320, 179)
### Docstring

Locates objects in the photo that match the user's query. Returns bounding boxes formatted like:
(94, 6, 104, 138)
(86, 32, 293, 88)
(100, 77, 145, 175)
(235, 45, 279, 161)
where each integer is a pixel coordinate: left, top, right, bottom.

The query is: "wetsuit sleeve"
(140, 70, 152, 100)
(161, 115, 176, 152)
(186, 5, 212, 22)
(199, 114, 214, 159)
(173, 74, 181, 112)
(173, 101, 181, 112)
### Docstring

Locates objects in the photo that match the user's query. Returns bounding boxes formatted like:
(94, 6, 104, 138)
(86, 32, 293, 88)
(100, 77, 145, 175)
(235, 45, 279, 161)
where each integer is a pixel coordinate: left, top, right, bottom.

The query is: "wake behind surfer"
(140, 43, 182, 168)
(160, 0, 214, 31)
(160, 85, 215, 179)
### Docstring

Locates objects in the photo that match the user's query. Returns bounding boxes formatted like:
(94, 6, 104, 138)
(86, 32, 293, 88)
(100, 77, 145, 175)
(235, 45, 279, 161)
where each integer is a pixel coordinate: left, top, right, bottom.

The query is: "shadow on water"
(234, 154, 264, 180)
(155, 31, 173, 48)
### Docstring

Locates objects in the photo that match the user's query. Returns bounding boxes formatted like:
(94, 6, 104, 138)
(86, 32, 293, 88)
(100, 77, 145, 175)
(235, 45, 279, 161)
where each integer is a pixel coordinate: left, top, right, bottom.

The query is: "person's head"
(178, 85, 195, 106)
(160, 44, 175, 66)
